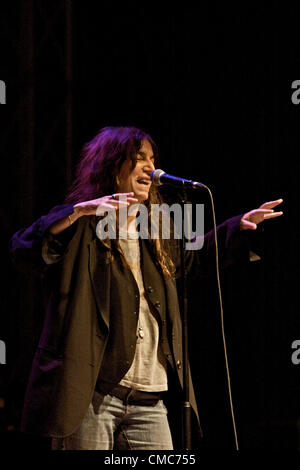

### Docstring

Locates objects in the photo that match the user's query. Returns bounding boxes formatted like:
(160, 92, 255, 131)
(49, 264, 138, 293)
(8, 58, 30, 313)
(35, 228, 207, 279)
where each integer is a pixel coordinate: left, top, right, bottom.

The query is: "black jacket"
(9, 204, 250, 440)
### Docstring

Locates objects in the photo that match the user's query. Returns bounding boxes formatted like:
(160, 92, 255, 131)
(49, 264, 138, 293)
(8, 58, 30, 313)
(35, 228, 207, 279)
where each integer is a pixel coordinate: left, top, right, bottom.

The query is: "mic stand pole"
(180, 189, 192, 450)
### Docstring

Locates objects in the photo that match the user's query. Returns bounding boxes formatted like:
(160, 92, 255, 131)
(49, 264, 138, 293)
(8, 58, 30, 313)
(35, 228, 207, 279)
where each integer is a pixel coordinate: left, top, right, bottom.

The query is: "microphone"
(150, 169, 206, 190)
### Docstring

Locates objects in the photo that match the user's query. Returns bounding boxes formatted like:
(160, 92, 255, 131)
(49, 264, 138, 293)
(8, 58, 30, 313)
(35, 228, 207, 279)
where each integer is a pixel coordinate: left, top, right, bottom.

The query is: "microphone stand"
(179, 189, 192, 450)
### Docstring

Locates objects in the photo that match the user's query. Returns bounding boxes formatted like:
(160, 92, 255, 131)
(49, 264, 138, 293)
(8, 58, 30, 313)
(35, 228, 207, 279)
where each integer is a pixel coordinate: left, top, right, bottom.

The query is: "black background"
(0, 1, 299, 450)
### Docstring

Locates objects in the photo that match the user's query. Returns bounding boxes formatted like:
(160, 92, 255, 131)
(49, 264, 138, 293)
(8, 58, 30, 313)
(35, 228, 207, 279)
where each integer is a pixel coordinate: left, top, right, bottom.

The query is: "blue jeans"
(52, 391, 174, 450)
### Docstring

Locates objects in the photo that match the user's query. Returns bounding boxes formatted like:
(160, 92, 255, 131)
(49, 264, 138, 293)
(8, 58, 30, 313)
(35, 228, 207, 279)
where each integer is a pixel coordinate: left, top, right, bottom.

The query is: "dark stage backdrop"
(0, 1, 299, 450)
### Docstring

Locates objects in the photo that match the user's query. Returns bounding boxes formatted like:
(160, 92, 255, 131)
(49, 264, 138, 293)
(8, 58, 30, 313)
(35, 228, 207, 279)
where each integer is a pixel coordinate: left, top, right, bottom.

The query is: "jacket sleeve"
(169, 214, 258, 279)
(9, 204, 77, 273)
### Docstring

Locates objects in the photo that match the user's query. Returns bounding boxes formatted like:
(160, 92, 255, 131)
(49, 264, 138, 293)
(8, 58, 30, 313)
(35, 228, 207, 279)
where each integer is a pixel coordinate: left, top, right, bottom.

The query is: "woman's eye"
(136, 154, 155, 163)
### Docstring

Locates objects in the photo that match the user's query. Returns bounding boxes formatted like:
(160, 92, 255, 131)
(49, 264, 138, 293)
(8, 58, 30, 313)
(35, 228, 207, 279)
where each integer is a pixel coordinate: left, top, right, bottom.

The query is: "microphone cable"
(201, 183, 239, 451)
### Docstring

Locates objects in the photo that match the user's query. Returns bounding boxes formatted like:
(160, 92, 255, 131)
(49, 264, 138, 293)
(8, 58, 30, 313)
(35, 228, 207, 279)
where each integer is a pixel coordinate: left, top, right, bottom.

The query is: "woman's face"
(118, 139, 155, 202)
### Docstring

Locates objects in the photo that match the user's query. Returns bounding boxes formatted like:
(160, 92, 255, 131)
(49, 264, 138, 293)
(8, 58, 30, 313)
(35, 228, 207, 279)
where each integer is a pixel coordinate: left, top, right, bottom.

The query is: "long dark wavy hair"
(64, 126, 175, 277)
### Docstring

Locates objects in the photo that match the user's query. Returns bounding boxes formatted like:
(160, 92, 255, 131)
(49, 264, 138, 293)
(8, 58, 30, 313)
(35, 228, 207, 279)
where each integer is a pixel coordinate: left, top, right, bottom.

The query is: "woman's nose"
(144, 160, 155, 173)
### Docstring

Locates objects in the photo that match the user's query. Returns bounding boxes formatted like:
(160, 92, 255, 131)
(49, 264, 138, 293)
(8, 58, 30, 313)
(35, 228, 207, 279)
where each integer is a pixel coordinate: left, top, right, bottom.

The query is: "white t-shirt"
(118, 222, 168, 392)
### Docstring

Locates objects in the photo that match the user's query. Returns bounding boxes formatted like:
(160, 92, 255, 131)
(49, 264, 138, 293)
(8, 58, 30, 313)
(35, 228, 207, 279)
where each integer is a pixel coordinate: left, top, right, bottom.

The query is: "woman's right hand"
(49, 193, 138, 236)
(73, 192, 139, 217)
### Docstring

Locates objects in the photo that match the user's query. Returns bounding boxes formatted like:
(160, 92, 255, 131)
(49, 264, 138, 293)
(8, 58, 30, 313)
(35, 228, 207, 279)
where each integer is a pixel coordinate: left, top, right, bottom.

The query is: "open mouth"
(136, 178, 151, 187)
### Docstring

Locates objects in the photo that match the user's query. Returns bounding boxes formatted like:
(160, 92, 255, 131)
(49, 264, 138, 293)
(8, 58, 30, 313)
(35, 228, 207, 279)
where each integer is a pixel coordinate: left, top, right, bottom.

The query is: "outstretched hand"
(240, 199, 283, 230)
(73, 192, 138, 217)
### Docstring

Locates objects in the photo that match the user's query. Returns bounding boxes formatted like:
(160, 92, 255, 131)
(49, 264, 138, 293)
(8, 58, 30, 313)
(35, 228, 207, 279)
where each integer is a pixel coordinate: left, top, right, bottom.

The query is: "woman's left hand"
(240, 199, 283, 230)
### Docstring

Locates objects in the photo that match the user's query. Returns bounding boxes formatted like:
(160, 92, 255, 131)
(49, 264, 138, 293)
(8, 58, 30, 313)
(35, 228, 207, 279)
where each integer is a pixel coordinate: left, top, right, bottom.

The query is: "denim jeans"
(51, 391, 174, 450)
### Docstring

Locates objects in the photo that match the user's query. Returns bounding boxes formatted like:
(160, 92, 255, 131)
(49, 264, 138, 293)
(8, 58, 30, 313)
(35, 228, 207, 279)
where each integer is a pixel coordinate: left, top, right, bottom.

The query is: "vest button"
(147, 286, 154, 293)
(154, 301, 161, 308)
(176, 360, 182, 369)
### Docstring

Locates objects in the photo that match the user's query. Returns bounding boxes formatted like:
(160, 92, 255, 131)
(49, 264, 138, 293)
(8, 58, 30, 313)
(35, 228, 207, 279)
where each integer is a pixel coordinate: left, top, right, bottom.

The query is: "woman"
(10, 126, 283, 450)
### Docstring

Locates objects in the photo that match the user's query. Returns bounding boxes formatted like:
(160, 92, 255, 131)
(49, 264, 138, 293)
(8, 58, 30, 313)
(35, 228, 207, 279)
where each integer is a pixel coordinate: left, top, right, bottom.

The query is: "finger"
(96, 205, 117, 216)
(101, 198, 140, 211)
(110, 192, 136, 199)
(126, 197, 139, 202)
(109, 199, 131, 206)
(110, 198, 139, 207)
(263, 211, 283, 220)
(260, 199, 283, 210)
(108, 195, 139, 205)
(252, 209, 275, 214)
(100, 202, 119, 211)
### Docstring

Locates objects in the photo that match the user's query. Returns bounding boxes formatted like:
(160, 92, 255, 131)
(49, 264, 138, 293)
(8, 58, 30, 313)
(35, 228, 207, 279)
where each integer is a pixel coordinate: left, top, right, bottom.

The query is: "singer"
(9, 126, 283, 450)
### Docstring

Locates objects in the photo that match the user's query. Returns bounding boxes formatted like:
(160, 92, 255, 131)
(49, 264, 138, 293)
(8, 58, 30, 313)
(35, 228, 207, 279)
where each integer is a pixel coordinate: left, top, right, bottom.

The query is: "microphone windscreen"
(150, 169, 165, 186)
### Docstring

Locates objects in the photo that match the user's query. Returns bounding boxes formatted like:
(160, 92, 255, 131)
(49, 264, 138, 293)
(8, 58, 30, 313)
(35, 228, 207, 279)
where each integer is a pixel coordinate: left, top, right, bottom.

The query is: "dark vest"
(96, 238, 175, 394)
